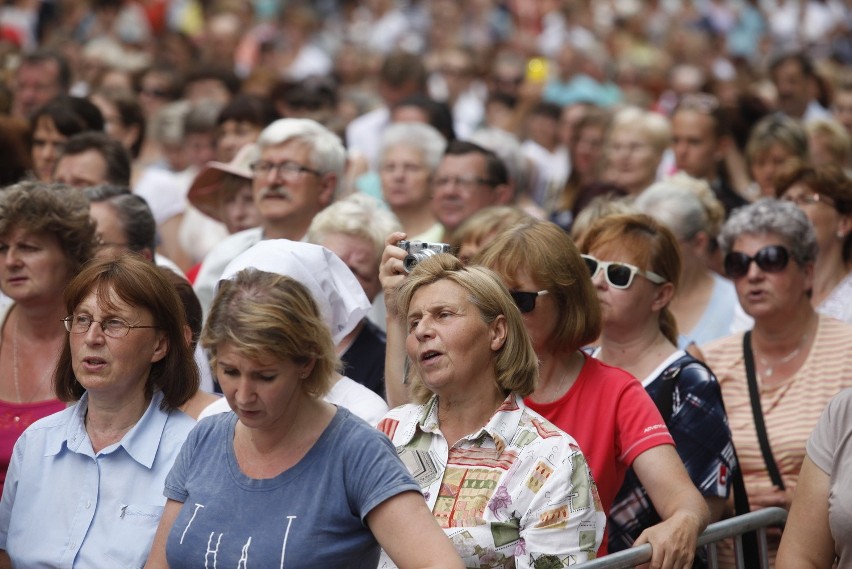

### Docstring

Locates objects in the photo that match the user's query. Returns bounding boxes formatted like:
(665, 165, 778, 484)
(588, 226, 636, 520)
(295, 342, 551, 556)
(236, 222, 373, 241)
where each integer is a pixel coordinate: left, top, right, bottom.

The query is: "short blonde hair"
(202, 269, 340, 398)
(395, 254, 538, 404)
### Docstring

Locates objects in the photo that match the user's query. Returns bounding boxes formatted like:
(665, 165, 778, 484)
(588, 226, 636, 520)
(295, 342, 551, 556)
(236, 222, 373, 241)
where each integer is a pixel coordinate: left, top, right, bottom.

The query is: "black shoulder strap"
(743, 331, 786, 490)
(653, 364, 680, 427)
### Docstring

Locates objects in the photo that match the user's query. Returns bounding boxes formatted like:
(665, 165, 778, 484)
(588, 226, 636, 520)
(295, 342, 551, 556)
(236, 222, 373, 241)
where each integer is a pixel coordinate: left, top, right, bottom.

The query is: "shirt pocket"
(104, 504, 165, 569)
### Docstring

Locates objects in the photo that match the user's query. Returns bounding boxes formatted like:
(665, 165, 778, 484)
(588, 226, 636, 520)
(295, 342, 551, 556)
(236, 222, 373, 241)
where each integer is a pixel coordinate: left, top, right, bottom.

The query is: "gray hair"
(306, 193, 402, 263)
(84, 184, 157, 255)
(634, 174, 725, 240)
(257, 118, 347, 196)
(379, 122, 447, 172)
(719, 198, 817, 265)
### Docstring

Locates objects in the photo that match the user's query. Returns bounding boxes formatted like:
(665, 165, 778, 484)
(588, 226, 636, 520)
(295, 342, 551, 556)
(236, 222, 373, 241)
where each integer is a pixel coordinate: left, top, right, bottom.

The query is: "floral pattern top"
(377, 393, 605, 568)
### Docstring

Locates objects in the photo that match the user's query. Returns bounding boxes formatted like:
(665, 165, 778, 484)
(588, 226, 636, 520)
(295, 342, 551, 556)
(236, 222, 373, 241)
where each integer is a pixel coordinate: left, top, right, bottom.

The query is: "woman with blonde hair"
(603, 106, 671, 196)
(378, 253, 604, 567)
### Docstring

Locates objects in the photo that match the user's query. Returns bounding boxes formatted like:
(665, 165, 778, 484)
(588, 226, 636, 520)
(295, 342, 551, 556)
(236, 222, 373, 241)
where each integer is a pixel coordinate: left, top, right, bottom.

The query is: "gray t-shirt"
(807, 387, 852, 568)
(164, 407, 419, 568)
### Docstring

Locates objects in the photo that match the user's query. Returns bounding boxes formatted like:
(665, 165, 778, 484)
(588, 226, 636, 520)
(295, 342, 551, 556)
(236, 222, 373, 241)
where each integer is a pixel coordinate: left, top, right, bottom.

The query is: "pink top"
(0, 398, 66, 493)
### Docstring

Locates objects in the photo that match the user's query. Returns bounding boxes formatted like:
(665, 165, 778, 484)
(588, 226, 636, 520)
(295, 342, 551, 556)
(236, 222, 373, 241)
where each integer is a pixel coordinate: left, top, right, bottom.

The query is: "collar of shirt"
(47, 390, 170, 468)
(412, 392, 525, 454)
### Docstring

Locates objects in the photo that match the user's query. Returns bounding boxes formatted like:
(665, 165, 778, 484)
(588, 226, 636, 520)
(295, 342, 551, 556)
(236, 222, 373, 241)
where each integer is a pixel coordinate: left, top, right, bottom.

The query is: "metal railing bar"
(579, 508, 788, 568)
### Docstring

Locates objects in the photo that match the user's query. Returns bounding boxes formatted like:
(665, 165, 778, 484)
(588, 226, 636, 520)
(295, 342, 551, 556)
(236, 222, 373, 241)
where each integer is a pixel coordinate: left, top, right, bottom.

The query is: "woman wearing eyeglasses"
(703, 199, 852, 567)
(579, 214, 735, 562)
(473, 220, 709, 567)
(775, 161, 852, 324)
(0, 255, 198, 568)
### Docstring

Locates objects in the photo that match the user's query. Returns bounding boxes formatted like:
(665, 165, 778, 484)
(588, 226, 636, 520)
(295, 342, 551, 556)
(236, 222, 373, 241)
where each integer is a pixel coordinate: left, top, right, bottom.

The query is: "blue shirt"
(608, 351, 735, 561)
(164, 408, 419, 568)
(0, 391, 196, 568)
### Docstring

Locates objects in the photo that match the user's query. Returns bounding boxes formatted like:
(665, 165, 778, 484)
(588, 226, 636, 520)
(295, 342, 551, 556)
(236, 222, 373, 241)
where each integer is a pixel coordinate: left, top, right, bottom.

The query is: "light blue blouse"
(0, 390, 195, 568)
(678, 272, 739, 349)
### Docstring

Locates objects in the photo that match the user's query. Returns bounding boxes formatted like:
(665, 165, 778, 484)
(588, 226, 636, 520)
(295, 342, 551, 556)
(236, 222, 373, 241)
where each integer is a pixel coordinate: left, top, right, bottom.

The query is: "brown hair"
(202, 269, 340, 398)
(775, 160, 852, 262)
(0, 181, 97, 275)
(580, 214, 682, 345)
(476, 220, 602, 351)
(55, 255, 199, 409)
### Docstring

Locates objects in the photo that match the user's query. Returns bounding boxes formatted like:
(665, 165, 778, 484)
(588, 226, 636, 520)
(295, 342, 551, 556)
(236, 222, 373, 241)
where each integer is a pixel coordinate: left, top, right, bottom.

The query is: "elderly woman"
(378, 254, 604, 567)
(777, 387, 852, 569)
(635, 174, 738, 346)
(146, 268, 464, 568)
(379, 122, 447, 242)
(0, 182, 98, 493)
(579, 214, 734, 557)
(776, 162, 852, 323)
(703, 199, 852, 566)
(603, 106, 671, 196)
(0, 255, 199, 567)
(473, 220, 709, 566)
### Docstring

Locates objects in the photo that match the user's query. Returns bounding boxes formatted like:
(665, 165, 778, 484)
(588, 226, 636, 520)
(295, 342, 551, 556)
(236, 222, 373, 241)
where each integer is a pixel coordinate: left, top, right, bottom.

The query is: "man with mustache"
(193, 118, 345, 317)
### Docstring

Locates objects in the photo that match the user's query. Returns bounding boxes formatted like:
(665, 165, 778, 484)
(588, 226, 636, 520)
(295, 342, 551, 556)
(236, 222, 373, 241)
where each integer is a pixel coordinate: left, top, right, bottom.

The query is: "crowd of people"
(0, 0, 851, 567)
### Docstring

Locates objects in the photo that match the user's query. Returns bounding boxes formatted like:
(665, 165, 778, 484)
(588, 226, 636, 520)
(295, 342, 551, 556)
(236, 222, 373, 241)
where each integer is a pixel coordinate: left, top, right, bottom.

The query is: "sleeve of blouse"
(0, 435, 26, 549)
(163, 421, 203, 504)
(344, 425, 421, 522)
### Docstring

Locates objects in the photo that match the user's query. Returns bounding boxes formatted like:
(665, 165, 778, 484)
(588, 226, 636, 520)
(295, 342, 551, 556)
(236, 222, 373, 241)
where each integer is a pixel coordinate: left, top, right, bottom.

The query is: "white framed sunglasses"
(581, 254, 666, 289)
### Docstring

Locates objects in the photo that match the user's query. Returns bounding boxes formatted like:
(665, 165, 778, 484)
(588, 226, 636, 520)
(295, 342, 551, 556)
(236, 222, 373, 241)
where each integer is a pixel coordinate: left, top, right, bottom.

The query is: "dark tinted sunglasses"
(509, 290, 549, 313)
(581, 254, 666, 289)
(723, 245, 790, 278)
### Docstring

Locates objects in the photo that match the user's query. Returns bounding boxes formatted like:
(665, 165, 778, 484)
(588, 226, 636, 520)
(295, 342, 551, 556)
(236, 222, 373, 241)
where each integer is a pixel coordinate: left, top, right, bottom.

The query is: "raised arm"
(368, 491, 464, 569)
(144, 499, 183, 569)
(632, 445, 710, 569)
(776, 457, 835, 569)
(380, 232, 411, 408)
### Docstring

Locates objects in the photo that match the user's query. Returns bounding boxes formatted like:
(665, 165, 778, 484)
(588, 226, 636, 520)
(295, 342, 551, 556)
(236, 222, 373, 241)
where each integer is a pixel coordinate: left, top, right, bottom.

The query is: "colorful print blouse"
(378, 393, 605, 568)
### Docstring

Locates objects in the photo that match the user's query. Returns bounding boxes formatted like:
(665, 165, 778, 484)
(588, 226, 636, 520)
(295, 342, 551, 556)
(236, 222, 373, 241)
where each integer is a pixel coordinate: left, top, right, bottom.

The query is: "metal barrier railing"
(580, 507, 788, 569)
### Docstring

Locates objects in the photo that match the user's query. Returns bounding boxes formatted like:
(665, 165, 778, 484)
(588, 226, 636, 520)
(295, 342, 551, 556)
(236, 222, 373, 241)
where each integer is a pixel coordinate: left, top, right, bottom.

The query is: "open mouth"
(421, 350, 441, 362)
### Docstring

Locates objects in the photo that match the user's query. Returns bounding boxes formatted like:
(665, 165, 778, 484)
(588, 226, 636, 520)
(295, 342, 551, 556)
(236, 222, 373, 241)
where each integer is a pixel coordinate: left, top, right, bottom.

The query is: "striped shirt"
(702, 315, 852, 566)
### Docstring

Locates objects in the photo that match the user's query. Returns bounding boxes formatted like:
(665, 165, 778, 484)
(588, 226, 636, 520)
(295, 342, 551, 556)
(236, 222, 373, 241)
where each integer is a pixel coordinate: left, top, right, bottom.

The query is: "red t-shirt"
(525, 355, 673, 555)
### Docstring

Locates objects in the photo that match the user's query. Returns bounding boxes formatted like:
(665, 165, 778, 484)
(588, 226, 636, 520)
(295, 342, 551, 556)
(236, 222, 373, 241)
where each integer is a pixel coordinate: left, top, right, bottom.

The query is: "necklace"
(758, 333, 809, 378)
(12, 316, 53, 403)
(541, 371, 570, 401)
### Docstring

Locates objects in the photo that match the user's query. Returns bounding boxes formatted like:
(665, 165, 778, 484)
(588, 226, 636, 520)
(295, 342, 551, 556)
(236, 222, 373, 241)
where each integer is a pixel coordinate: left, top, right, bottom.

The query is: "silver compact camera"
(398, 240, 452, 273)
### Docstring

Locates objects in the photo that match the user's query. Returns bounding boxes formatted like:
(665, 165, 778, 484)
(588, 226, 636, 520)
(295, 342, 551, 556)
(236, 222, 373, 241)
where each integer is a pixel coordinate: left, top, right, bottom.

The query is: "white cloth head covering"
(219, 239, 371, 344)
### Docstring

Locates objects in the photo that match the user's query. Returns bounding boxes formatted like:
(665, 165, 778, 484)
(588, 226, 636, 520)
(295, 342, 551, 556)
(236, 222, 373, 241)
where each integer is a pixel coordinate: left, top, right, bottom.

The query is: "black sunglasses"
(509, 290, 549, 313)
(724, 245, 790, 279)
